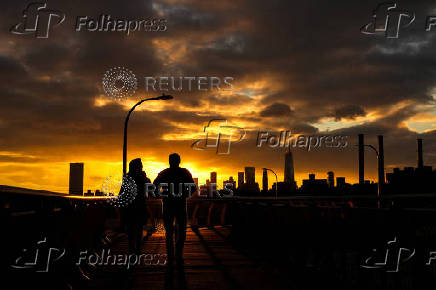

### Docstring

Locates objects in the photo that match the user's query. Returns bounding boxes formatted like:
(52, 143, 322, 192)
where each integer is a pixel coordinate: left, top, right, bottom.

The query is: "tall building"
(239, 167, 260, 195)
(284, 147, 295, 183)
(262, 169, 268, 192)
(301, 173, 328, 194)
(327, 171, 335, 188)
(200, 179, 211, 196)
(336, 177, 346, 188)
(69, 163, 84, 195)
(223, 176, 236, 191)
(210, 172, 217, 193)
(210, 172, 217, 184)
(245, 167, 255, 184)
(238, 172, 244, 188)
(193, 178, 199, 190)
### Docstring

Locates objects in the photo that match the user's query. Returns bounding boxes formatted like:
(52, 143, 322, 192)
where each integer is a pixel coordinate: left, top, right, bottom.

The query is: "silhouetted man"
(153, 153, 196, 266)
(124, 158, 150, 254)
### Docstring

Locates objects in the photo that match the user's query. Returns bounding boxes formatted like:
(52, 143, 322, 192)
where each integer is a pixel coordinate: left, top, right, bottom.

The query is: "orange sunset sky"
(0, 0, 435, 193)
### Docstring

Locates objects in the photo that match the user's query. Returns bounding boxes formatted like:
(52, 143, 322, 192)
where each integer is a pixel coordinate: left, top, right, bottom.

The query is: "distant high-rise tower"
(327, 171, 334, 188)
(193, 178, 199, 189)
(262, 169, 268, 192)
(211, 172, 217, 184)
(284, 147, 295, 183)
(69, 163, 84, 195)
(238, 172, 244, 188)
(245, 167, 255, 184)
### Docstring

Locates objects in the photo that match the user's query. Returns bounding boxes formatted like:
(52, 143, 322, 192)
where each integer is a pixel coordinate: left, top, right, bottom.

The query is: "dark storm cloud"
(23, 43, 72, 72)
(260, 103, 293, 117)
(184, 0, 436, 122)
(334, 105, 366, 121)
(206, 93, 253, 106)
(0, 54, 27, 82)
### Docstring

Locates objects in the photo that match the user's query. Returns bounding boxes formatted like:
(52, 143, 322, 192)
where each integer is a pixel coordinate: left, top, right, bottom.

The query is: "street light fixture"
(355, 143, 382, 197)
(122, 94, 174, 175)
(263, 168, 278, 199)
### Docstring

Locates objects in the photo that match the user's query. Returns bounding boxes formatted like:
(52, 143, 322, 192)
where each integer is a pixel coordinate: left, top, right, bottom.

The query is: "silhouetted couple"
(125, 153, 195, 266)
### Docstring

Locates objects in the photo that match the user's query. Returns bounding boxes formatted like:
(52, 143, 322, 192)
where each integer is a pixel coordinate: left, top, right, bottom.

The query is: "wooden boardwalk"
(87, 223, 293, 290)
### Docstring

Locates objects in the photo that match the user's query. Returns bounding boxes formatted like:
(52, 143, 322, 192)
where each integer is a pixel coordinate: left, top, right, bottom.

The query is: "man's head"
(169, 153, 181, 168)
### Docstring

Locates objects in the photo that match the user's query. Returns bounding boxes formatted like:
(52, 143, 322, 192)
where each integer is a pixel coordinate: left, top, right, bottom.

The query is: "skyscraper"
(69, 163, 84, 195)
(284, 147, 295, 184)
(245, 167, 255, 184)
(327, 171, 334, 188)
(262, 168, 268, 192)
(210, 172, 217, 184)
(238, 172, 244, 188)
(223, 176, 236, 191)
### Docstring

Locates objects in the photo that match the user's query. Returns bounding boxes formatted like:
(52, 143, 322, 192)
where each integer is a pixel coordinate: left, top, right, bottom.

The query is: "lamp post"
(122, 94, 173, 175)
(361, 144, 382, 197)
(263, 168, 278, 199)
(355, 141, 383, 209)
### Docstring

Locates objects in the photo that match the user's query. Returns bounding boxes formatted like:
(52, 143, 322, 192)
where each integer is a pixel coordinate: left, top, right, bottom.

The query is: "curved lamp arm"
(263, 167, 278, 199)
(123, 94, 173, 175)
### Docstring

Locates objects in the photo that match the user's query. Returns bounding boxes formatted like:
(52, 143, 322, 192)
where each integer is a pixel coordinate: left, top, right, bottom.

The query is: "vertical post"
(358, 134, 364, 185)
(377, 135, 385, 197)
(417, 138, 424, 169)
(274, 174, 278, 199)
(123, 110, 133, 176)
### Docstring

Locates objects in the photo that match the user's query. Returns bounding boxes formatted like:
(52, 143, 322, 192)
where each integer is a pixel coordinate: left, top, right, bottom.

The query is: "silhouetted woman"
(124, 158, 150, 254)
